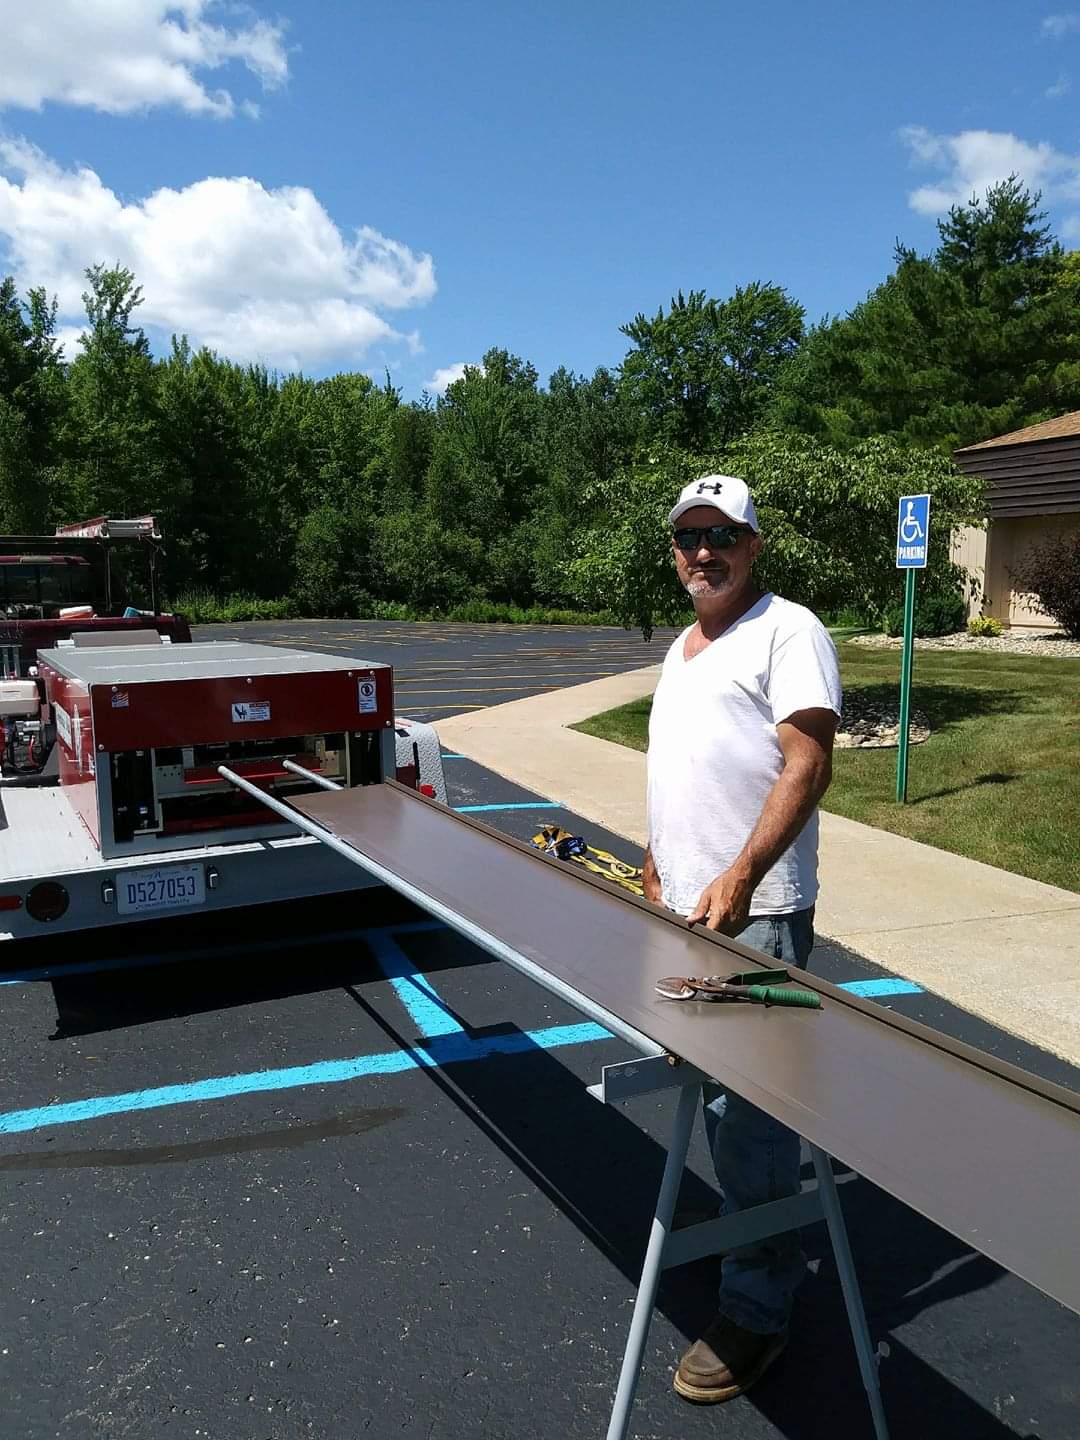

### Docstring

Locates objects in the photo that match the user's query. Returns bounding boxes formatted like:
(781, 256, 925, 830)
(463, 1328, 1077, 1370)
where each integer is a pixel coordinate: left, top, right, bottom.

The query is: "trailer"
(0, 515, 192, 781)
(0, 638, 445, 941)
(0, 514, 191, 675)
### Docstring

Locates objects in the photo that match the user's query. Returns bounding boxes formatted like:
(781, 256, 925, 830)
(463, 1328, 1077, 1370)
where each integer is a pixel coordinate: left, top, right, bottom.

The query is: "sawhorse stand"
(589, 1055, 889, 1440)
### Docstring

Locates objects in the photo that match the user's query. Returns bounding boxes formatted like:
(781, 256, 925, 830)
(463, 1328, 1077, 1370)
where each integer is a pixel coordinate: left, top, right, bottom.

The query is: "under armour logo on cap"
(668, 474, 759, 532)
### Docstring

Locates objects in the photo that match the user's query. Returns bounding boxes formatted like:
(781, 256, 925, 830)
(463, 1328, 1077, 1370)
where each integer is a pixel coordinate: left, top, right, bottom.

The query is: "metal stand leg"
(810, 1146, 890, 1440)
(605, 1082, 699, 1440)
(595, 1058, 888, 1440)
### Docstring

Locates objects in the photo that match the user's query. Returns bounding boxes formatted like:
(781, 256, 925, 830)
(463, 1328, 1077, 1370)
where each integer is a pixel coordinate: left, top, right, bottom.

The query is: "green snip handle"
(746, 985, 821, 1009)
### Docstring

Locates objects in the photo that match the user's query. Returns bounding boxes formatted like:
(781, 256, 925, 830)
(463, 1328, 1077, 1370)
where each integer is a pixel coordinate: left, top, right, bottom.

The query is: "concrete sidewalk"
(435, 668, 1080, 1066)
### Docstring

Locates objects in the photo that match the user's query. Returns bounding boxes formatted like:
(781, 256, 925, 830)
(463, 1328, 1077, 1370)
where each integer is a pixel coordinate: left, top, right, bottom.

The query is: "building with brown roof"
(953, 411, 1080, 629)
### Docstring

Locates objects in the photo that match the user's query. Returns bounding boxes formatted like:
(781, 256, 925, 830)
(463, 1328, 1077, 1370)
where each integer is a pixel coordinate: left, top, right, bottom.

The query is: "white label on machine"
(231, 701, 270, 723)
(53, 702, 73, 750)
(116, 863, 206, 915)
(358, 679, 378, 713)
(111, 690, 129, 708)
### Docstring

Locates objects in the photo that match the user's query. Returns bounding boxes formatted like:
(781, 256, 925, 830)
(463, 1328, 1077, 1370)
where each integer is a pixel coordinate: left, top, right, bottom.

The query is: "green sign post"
(895, 494, 930, 803)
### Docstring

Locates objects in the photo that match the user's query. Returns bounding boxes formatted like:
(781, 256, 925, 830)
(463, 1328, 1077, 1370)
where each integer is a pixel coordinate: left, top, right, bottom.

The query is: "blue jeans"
(701, 907, 815, 1335)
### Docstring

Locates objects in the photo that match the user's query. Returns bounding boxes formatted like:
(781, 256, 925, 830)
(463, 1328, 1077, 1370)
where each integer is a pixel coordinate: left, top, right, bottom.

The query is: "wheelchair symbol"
(899, 501, 924, 544)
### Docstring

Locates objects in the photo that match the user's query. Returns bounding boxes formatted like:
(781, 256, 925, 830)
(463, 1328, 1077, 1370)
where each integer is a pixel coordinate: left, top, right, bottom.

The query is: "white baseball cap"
(669, 475, 759, 532)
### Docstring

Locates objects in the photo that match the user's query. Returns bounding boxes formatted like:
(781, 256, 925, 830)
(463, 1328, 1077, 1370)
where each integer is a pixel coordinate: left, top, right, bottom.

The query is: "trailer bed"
(0, 786, 378, 941)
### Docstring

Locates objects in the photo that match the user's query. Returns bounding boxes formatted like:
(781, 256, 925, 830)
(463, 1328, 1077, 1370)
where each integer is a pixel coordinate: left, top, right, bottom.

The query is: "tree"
(289, 372, 400, 610)
(533, 364, 638, 603)
(293, 500, 368, 616)
(568, 433, 985, 638)
(368, 510, 485, 612)
(0, 278, 65, 531)
(723, 432, 984, 618)
(773, 179, 1080, 450)
(58, 265, 162, 523)
(936, 175, 1055, 286)
(424, 349, 545, 602)
(619, 284, 804, 451)
(382, 397, 435, 515)
(565, 449, 700, 638)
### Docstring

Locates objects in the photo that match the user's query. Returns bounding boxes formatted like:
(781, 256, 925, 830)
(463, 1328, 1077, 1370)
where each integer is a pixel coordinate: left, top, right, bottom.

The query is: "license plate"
(116, 863, 206, 915)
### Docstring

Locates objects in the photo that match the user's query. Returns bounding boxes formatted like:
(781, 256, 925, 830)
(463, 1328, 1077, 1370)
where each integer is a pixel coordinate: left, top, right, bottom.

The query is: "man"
(642, 474, 841, 1404)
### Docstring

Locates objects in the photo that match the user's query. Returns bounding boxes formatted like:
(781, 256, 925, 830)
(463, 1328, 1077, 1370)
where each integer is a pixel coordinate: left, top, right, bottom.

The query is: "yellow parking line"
(394, 672, 618, 685)
(393, 684, 560, 694)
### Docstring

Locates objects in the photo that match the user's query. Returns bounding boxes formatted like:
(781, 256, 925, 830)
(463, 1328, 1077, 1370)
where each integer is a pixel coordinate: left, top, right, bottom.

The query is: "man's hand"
(687, 863, 755, 933)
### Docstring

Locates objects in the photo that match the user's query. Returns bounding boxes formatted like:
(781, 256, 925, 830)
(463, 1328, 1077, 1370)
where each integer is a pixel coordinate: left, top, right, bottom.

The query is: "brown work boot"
(674, 1314, 787, 1403)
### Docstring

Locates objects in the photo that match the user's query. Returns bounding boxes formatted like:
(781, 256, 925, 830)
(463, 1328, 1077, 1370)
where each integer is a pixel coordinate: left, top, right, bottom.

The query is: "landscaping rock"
(836, 692, 930, 749)
(848, 631, 1080, 659)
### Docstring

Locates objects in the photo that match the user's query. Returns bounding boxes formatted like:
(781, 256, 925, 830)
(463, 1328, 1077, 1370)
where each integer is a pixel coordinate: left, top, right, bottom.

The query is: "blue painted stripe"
(0, 1022, 612, 1136)
(454, 802, 561, 813)
(441, 754, 466, 759)
(366, 932, 464, 1037)
(838, 978, 923, 998)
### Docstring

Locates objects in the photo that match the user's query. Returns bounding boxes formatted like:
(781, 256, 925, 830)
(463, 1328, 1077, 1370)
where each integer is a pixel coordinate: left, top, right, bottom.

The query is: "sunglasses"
(672, 524, 750, 552)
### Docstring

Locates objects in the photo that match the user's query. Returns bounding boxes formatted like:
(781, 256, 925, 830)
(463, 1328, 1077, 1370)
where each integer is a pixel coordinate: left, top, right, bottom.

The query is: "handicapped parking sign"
(896, 494, 930, 568)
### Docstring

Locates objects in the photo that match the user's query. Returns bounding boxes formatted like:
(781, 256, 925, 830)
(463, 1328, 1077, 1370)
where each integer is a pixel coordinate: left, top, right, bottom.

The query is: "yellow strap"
(531, 825, 644, 894)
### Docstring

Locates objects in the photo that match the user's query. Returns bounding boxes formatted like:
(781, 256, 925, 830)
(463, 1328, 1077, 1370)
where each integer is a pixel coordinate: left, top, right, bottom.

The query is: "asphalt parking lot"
(195, 619, 671, 724)
(1, 621, 1077, 1439)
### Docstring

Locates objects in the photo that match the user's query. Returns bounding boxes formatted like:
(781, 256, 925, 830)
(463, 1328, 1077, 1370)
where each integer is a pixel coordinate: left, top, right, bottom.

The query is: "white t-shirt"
(646, 593, 841, 917)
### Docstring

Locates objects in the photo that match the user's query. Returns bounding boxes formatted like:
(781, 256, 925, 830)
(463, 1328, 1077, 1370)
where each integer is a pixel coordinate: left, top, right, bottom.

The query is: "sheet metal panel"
(293, 783, 1080, 1315)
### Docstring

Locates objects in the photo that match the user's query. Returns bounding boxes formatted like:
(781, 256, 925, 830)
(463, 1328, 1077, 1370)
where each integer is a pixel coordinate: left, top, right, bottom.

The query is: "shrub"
(967, 614, 1004, 637)
(369, 600, 413, 621)
(1010, 534, 1080, 638)
(821, 605, 876, 628)
(881, 590, 967, 638)
(442, 600, 617, 625)
(173, 590, 296, 623)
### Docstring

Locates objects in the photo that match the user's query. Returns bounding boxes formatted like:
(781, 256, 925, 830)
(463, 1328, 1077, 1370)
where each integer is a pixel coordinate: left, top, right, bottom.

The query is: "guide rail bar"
(219, 766, 664, 1059)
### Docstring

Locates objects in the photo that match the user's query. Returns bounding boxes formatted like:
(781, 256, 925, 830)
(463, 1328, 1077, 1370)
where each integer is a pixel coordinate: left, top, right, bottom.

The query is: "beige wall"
(951, 525, 987, 614)
(954, 513, 1080, 629)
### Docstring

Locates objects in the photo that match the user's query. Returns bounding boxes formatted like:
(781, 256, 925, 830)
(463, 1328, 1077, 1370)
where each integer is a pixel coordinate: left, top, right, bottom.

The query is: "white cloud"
(1046, 73, 1072, 98)
(899, 125, 1080, 216)
(0, 140, 437, 371)
(424, 361, 480, 395)
(1042, 13, 1080, 38)
(53, 324, 88, 361)
(0, 1, 288, 118)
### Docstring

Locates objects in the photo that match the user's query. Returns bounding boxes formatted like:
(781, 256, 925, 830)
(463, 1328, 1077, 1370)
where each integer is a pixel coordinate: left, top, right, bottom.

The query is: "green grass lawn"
(572, 641, 1080, 893)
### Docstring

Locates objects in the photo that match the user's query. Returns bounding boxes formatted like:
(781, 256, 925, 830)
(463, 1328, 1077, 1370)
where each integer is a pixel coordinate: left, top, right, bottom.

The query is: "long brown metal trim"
(293, 781, 1080, 1314)
(377, 786, 1080, 1114)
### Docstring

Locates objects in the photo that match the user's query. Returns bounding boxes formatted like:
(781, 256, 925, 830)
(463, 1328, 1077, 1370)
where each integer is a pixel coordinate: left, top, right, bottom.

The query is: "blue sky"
(1, 2, 1079, 397)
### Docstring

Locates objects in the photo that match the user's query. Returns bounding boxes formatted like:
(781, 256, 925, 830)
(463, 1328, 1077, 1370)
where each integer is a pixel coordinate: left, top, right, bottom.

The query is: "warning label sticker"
(358, 679, 378, 714)
(231, 701, 271, 723)
(53, 702, 73, 750)
(111, 690, 129, 709)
